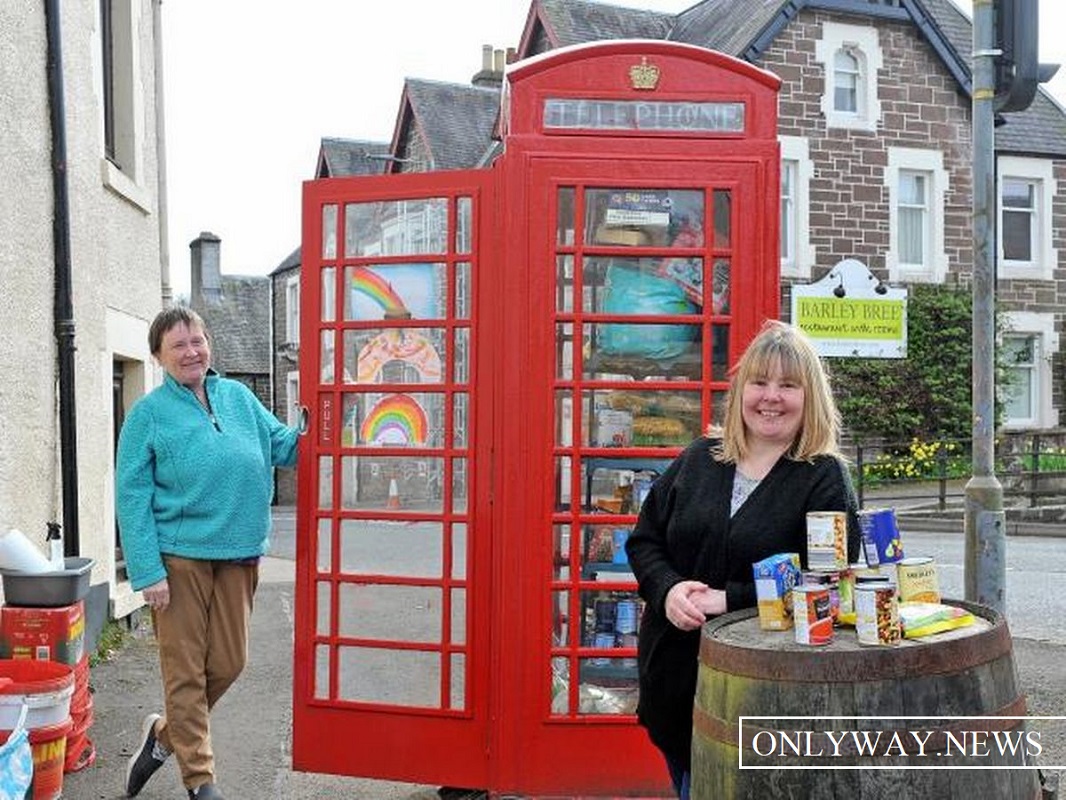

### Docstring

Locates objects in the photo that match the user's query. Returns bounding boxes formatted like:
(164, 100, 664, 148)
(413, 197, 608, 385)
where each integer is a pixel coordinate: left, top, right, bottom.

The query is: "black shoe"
(188, 783, 225, 800)
(125, 713, 170, 797)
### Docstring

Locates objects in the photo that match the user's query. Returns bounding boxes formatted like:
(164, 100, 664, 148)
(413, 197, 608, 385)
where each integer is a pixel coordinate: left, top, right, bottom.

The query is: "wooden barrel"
(691, 600, 1040, 799)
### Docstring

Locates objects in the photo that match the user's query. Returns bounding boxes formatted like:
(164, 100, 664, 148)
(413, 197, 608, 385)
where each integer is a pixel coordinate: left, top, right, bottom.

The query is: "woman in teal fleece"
(116, 306, 302, 800)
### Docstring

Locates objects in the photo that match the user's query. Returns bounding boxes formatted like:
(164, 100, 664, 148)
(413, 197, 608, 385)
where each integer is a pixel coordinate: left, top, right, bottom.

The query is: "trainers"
(125, 712, 170, 797)
(188, 783, 225, 799)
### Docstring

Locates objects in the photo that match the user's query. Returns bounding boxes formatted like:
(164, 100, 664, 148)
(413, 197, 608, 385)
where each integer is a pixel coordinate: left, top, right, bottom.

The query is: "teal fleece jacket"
(116, 371, 299, 591)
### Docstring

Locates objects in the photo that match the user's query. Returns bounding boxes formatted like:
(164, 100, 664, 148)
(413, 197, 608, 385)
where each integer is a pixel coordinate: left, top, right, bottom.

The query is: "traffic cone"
(387, 478, 401, 510)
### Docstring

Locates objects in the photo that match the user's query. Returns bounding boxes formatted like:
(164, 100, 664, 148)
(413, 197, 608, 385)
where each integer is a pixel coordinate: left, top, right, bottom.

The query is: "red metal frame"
(294, 41, 779, 797)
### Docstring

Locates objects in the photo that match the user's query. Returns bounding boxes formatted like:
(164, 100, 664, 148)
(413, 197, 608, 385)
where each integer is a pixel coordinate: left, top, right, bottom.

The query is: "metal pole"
(964, 0, 1005, 613)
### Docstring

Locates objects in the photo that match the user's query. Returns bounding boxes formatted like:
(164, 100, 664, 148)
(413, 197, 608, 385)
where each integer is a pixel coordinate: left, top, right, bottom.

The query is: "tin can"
(858, 508, 905, 565)
(793, 586, 833, 646)
(897, 557, 940, 604)
(591, 632, 615, 665)
(806, 511, 848, 570)
(855, 584, 901, 646)
(802, 569, 840, 623)
(837, 563, 865, 620)
(614, 600, 638, 634)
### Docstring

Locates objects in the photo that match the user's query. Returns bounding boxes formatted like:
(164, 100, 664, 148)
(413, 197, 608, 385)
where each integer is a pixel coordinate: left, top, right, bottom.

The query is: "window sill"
(101, 159, 151, 213)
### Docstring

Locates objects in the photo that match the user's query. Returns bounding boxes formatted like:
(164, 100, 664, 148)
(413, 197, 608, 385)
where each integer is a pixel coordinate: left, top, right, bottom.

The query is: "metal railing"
(842, 429, 1066, 511)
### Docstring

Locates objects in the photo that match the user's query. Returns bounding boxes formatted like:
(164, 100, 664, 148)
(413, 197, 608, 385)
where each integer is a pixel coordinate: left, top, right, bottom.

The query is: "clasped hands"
(665, 580, 726, 631)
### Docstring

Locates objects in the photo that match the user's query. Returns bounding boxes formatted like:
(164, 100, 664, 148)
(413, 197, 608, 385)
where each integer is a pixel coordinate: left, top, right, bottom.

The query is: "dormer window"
(816, 22, 882, 132)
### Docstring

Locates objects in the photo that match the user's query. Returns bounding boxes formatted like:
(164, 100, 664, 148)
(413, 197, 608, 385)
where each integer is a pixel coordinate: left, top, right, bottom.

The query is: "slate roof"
(400, 79, 502, 170)
(196, 275, 271, 375)
(532, 0, 675, 48)
(316, 137, 391, 178)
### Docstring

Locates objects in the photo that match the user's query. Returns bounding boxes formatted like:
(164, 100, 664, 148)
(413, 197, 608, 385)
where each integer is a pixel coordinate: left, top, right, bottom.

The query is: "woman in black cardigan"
(625, 320, 861, 798)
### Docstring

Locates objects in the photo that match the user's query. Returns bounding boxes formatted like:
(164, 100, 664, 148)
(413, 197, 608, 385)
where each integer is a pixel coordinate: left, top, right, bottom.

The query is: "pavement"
(61, 508, 1066, 800)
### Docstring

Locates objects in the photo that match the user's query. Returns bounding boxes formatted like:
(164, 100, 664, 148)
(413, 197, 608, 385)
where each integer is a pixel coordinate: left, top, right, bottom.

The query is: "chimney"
(471, 44, 505, 88)
(190, 231, 222, 306)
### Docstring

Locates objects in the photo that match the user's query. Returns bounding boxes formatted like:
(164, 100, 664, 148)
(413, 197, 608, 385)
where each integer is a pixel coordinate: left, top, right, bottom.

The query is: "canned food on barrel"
(792, 585, 833, 646)
(897, 556, 941, 604)
(806, 511, 848, 570)
(858, 507, 905, 565)
(802, 569, 840, 623)
(855, 584, 901, 646)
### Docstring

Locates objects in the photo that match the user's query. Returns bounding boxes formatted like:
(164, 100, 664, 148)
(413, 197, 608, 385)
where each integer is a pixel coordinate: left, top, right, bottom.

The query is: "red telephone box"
(294, 41, 780, 797)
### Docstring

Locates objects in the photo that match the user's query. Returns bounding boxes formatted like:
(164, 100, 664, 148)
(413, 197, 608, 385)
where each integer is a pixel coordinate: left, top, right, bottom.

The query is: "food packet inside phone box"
(753, 553, 802, 630)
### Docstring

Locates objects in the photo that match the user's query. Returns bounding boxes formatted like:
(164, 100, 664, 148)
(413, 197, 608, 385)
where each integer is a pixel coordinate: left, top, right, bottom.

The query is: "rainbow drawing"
(360, 394, 428, 446)
(351, 266, 409, 317)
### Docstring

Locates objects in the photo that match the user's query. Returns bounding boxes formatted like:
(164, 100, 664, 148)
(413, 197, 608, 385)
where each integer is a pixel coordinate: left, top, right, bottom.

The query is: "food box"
(0, 601, 85, 666)
(753, 553, 801, 631)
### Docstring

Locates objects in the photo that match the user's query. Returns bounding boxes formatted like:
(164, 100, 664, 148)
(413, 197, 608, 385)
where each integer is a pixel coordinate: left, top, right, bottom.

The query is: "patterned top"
(731, 470, 761, 516)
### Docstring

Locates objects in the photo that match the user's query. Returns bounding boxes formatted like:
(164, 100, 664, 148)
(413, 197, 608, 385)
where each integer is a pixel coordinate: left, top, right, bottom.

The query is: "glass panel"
(556, 255, 575, 313)
(339, 455, 445, 512)
(322, 204, 337, 260)
(583, 458, 672, 515)
(452, 458, 468, 514)
(555, 390, 574, 447)
(713, 189, 731, 248)
(585, 322, 701, 380)
(453, 328, 470, 384)
(318, 456, 333, 510)
(316, 517, 332, 573)
(1003, 210, 1032, 261)
(557, 187, 575, 245)
(450, 588, 466, 645)
(343, 328, 446, 385)
(344, 263, 445, 321)
(551, 656, 572, 714)
(900, 207, 924, 264)
(553, 525, 572, 581)
(450, 654, 466, 711)
(553, 590, 571, 645)
(339, 518, 442, 578)
(456, 196, 472, 254)
(583, 524, 633, 569)
(556, 322, 574, 380)
(582, 389, 701, 448)
(1003, 179, 1033, 209)
(455, 261, 471, 319)
(555, 455, 573, 511)
(712, 259, 730, 314)
(321, 267, 336, 322)
(451, 523, 467, 580)
(316, 580, 331, 636)
(584, 189, 703, 248)
(337, 646, 440, 707)
(581, 590, 642, 645)
(345, 198, 448, 257)
(339, 583, 442, 642)
(320, 329, 335, 383)
(453, 393, 468, 448)
(314, 644, 329, 700)
(712, 326, 730, 382)
(583, 257, 701, 315)
(577, 658, 639, 715)
(340, 391, 443, 448)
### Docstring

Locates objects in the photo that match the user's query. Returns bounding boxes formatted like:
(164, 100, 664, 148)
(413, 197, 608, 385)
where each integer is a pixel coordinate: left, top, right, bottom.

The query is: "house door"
(293, 169, 495, 788)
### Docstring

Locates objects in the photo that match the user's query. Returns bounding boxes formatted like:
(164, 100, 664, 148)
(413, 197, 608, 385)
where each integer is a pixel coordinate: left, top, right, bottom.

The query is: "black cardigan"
(625, 436, 861, 767)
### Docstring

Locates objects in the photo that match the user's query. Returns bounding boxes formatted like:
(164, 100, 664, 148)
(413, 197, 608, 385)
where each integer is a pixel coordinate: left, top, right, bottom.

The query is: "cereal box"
(753, 553, 801, 631)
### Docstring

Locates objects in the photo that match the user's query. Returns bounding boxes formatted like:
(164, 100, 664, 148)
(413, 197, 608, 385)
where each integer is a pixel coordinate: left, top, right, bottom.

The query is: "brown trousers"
(152, 556, 258, 789)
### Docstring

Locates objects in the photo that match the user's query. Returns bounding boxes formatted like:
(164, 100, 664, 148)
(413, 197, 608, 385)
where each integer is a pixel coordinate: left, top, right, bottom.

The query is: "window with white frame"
(998, 156, 1057, 281)
(285, 276, 300, 345)
(779, 136, 814, 279)
(98, 0, 150, 210)
(885, 148, 948, 283)
(1001, 312, 1059, 429)
(286, 372, 300, 427)
(815, 22, 883, 132)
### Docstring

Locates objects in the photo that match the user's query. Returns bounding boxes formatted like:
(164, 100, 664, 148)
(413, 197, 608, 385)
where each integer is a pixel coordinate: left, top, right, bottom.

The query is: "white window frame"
(779, 136, 815, 279)
(997, 156, 1057, 281)
(815, 22, 882, 132)
(285, 371, 301, 427)
(96, 0, 150, 211)
(885, 148, 948, 284)
(285, 276, 300, 345)
(1000, 312, 1059, 430)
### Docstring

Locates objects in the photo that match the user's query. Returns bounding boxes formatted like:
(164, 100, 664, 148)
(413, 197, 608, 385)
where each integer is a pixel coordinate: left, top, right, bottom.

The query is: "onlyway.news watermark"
(737, 717, 1066, 769)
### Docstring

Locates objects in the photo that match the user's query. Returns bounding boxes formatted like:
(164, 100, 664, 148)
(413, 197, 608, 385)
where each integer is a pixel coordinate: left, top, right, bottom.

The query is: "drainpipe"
(44, 0, 81, 554)
(153, 0, 172, 306)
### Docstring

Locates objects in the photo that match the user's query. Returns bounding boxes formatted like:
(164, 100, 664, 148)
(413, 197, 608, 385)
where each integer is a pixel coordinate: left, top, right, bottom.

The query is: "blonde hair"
(710, 320, 842, 463)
